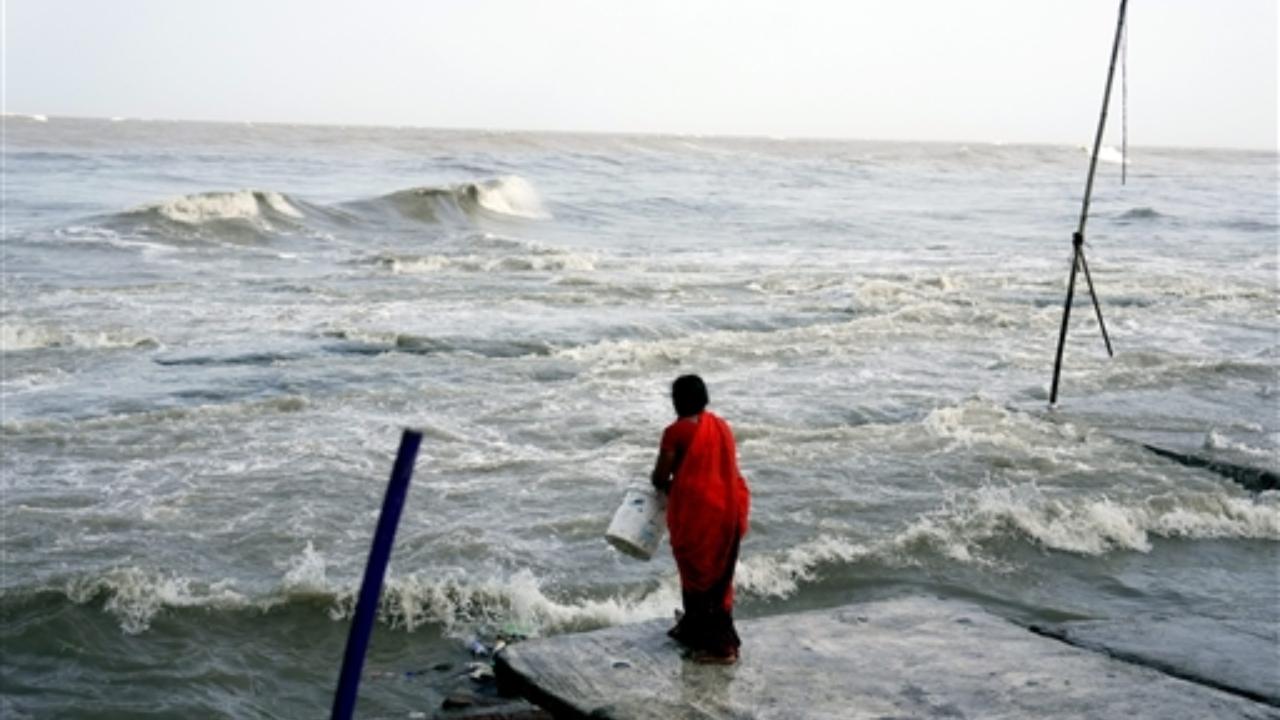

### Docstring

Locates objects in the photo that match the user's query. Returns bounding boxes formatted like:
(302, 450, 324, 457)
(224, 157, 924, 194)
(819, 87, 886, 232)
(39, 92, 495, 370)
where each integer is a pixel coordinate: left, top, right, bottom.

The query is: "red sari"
(661, 412, 750, 655)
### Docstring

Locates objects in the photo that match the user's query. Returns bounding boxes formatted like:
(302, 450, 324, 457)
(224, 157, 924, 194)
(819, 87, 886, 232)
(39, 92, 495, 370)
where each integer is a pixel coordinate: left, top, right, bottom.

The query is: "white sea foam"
(471, 176, 550, 220)
(280, 541, 329, 595)
(46, 484, 1279, 635)
(378, 251, 594, 275)
(483, 253, 595, 272)
(1093, 145, 1130, 165)
(2, 394, 309, 437)
(53, 225, 180, 255)
(353, 569, 680, 636)
(65, 567, 248, 634)
(141, 190, 304, 225)
(381, 254, 453, 274)
(555, 318, 866, 377)
(1203, 428, 1276, 461)
(0, 367, 71, 394)
(274, 540, 681, 636)
(735, 535, 871, 598)
(1, 322, 159, 352)
(892, 484, 1280, 560)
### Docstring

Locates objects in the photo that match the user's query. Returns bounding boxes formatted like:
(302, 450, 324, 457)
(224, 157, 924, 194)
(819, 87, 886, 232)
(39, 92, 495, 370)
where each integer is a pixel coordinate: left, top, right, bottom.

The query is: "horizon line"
(3, 111, 1276, 154)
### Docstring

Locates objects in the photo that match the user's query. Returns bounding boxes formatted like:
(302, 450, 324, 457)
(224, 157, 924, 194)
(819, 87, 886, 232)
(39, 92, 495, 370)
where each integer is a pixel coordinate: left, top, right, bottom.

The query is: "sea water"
(2, 117, 1277, 717)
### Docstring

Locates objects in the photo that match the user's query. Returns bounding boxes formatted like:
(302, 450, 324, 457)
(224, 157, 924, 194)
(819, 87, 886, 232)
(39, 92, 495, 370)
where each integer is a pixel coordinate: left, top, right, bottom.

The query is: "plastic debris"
(498, 622, 531, 642)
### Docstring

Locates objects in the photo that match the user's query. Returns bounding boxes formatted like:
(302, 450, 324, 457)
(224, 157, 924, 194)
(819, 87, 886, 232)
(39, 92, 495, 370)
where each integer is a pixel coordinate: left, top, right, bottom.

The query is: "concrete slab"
(494, 597, 1278, 720)
(1032, 404, 1278, 493)
(1035, 615, 1280, 706)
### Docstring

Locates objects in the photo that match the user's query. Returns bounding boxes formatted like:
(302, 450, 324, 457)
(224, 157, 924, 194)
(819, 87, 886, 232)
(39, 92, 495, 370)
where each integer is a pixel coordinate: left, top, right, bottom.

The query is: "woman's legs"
(672, 531, 742, 661)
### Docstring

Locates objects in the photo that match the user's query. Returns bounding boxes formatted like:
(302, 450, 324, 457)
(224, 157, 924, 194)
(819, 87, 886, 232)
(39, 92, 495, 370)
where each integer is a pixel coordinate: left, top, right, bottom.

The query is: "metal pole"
(1050, 242, 1082, 406)
(1049, 0, 1127, 405)
(1077, 0, 1129, 239)
(331, 429, 423, 720)
(1078, 247, 1114, 357)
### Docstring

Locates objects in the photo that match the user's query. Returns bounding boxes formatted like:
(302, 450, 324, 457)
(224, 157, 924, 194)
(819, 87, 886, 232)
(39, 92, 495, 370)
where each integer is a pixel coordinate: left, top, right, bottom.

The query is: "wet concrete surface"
(495, 596, 1278, 719)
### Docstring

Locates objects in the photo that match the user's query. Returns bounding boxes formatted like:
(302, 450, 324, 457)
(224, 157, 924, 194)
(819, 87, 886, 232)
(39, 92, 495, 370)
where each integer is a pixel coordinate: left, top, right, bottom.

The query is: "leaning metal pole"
(1049, 0, 1127, 406)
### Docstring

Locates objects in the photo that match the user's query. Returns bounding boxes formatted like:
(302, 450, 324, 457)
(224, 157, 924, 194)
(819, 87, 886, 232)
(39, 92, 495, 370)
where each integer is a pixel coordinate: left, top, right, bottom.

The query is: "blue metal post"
(331, 429, 423, 720)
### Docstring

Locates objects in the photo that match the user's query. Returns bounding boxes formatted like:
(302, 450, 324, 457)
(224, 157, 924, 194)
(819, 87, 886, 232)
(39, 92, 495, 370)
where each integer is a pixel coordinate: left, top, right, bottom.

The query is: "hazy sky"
(6, 0, 1277, 149)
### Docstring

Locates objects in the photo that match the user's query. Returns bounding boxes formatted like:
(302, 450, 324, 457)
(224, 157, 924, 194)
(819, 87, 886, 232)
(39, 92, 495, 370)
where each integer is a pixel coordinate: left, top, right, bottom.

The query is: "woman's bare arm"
(651, 449, 676, 493)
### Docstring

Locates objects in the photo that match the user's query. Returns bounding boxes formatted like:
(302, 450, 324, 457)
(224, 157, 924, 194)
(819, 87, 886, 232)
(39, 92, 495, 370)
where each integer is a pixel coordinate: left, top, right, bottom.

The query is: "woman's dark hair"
(672, 375, 709, 417)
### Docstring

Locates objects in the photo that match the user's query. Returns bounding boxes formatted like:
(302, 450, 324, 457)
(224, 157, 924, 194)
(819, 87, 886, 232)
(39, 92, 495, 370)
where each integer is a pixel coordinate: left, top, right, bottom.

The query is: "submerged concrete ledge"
(1030, 405, 1278, 494)
(1033, 615, 1279, 707)
(494, 597, 1277, 720)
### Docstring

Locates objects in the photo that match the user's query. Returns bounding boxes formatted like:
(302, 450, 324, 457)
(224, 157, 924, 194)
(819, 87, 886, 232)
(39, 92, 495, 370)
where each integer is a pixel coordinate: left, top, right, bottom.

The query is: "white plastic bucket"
(605, 487, 667, 560)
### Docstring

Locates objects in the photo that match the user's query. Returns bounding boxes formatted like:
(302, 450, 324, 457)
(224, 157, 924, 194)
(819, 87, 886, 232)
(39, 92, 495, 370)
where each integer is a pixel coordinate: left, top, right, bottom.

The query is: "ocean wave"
(63, 567, 251, 634)
(370, 176, 550, 223)
(1090, 145, 1130, 165)
(4, 112, 48, 123)
(22, 545, 679, 637)
(1220, 218, 1279, 233)
(15, 485, 1277, 636)
(739, 485, 1280, 579)
(1091, 353, 1278, 392)
(0, 367, 72, 394)
(1120, 275, 1276, 304)
(1, 322, 159, 352)
(371, 249, 594, 275)
(349, 568, 678, 637)
(57, 188, 372, 249)
(735, 535, 872, 598)
(128, 189, 306, 226)
(27, 538, 871, 638)
(51, 225, 180, 255)
(1116, 206, 1163, 221)
(321, 328, 555, 359)
(552, 302, 1017, 377)
(1203, 429, 1276, 462)
(922, 400, 1089, 448)
(892, 484, 1280, 560)
(2, 395, 309, 437)
(553, 320, 862, 378)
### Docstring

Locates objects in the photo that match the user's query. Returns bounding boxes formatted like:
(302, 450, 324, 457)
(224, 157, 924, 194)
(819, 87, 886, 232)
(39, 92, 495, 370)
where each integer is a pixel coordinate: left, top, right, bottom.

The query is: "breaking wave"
(71, 177, 547, 245)
(62, 568, 250, 635)
(1203, 429, 1276, 462)
(125, 189, 307, 227)
(25, 545, 679, 636)
(366, 176, 550, 223)
(735, 535, 872, 598)
(371, 249, 594, 275)
(891, 484, 1280, 561)
(17, 486, 1276, 636)
(738, 485, 1279, 594)
(1092, 145, 1130, 165)
(320, 328, 555, 359)
(1, 322, 159, 352)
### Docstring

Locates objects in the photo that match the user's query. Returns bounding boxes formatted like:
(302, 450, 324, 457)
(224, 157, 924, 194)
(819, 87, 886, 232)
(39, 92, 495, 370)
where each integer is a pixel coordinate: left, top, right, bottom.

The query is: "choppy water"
(2, 116, 1277, 718)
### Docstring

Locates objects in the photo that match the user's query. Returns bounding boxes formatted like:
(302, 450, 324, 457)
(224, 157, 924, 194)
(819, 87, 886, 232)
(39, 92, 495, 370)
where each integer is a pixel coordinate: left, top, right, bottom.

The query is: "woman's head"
(672, 374, 709, 417)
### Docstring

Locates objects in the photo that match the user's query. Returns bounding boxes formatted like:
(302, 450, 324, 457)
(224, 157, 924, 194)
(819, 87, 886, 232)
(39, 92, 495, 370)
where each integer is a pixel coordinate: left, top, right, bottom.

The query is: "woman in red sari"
(651, 375, 750, 664)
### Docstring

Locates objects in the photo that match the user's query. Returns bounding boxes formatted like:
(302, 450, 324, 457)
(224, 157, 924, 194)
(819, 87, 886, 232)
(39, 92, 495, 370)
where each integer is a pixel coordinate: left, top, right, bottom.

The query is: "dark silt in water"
(2, 117, 1277, 717)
